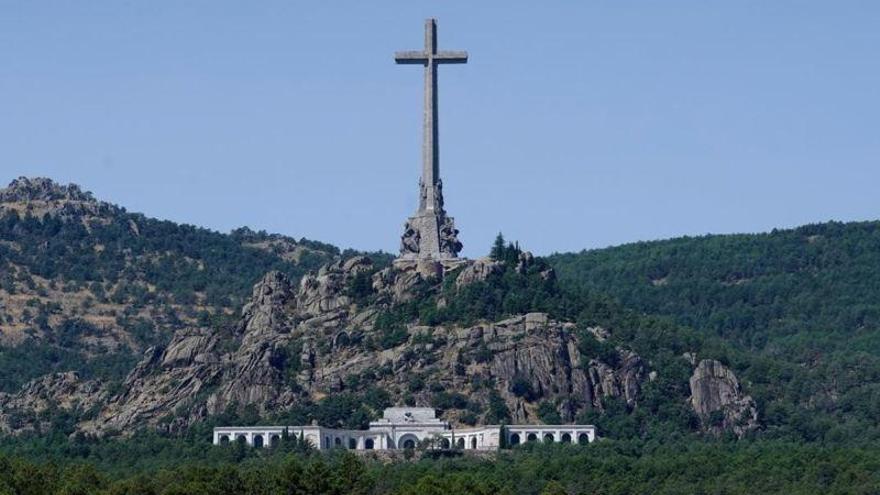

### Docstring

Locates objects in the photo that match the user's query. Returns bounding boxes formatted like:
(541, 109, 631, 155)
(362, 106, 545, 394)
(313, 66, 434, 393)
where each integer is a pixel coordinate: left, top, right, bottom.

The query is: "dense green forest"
(548, 221, 880, 355)
(548, 221, 880, 446)
(1, 435, 878, 494)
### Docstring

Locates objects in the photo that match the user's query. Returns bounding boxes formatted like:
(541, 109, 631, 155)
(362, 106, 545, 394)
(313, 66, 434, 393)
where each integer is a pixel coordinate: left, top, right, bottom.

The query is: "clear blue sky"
(2, 2, 878, 256)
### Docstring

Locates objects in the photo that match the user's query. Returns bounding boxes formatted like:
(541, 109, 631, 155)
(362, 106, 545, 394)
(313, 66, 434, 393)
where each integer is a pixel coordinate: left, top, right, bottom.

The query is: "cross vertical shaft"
(423, 18, 439, 210)
(395, 18, 467, 261)
(396, 18, 467, 214)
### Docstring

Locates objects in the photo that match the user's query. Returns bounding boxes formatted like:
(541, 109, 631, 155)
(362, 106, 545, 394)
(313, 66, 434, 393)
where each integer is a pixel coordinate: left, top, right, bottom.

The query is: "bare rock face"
(689, 359, 758, 437)
(0, 372, 106, 435)
(79, 328, 223, 435)
(455, 258, 503, 288)
(84, 271, 303, 435)
(295, 257, 371, 318)
(0, 177, 119, 221)
(82, 271, 302, 434)
(0, 177, 94, 203)
(477, 313, 642, 423)
(585, 351, 644, 408)
(239, 270, 295, 345)
(207, 270, 300, 417)
(371, 266, 424, 303)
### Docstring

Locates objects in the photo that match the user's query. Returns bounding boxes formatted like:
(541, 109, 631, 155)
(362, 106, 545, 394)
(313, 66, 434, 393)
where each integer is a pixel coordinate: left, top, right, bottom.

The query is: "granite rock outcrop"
(0, 372, 106, 435)
(689, 359, 759, 437)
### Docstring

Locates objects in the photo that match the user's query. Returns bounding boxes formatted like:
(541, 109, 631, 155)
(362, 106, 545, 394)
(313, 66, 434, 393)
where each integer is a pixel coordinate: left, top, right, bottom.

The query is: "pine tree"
(490, 233, 506, 260)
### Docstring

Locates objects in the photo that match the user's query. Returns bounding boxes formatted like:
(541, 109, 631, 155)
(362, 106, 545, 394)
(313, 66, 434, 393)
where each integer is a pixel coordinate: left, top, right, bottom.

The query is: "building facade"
(213, 407, 597, 451)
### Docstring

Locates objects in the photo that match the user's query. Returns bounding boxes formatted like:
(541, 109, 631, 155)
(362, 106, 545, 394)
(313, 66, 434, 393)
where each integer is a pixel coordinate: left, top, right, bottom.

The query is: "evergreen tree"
(490, 233, 506, 260)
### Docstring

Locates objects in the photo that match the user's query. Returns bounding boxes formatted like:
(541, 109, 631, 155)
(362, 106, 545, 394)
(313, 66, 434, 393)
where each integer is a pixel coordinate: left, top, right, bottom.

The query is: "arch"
(440, 438, 451, 449)
(561, 433, 572, 443)
(334, 437, 342, 448)
(398, 434, 419, 450)
(509, 433, 521, 446)
(527, 433, 538, 442)
(219, 435, 230, 445)
(324, 436, 330, 449)
(349, 438, 357, 450)
(470, 437, 478, 449)
(270, 434, 280, 447)
(365, 438, 375, 450)
(543, 433, 555, 443)
(253, 434, 264, 448)
(235, 434, 247, 445)
(578, 433, 590, 445)
(456, 437, 465, 449)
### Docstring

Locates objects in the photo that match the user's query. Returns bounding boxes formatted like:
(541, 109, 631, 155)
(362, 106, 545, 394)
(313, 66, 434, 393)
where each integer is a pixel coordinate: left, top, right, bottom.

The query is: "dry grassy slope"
(0, 177, 346, 391)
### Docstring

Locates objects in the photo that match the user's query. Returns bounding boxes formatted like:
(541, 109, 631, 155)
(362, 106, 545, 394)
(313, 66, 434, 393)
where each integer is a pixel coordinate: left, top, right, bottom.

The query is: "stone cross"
(395, 18, 466, 261)
(395, 18, 467, 213)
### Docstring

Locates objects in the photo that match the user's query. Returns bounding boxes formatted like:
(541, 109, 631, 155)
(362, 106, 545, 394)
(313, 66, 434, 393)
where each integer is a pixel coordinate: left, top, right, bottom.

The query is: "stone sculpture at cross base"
(392, 18, 468, 276)
(398, 216, 464, 277)
(399, 180, 463, 260)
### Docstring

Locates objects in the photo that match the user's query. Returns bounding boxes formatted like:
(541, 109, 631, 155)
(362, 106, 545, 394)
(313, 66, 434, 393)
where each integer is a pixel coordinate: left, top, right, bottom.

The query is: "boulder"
(689, 359, 758, 437)
(455, 258, 503, 287)
(295, 258, 371, 317)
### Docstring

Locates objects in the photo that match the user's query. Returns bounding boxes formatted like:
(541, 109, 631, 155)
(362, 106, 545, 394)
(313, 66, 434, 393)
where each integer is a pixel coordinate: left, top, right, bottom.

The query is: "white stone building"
(213, 407, 597, 451)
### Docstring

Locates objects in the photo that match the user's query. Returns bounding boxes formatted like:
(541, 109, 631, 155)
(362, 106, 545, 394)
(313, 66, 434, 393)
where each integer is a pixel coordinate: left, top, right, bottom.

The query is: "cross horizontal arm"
(434, 51, 468, 63)
(395, 51, 428, 64)
(394, 50, 468, 64)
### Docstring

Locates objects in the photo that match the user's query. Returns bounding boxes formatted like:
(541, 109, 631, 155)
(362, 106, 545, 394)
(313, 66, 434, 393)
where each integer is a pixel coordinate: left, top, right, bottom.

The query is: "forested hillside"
(2, 440, 878, 494)
(549, 221, 880, 444)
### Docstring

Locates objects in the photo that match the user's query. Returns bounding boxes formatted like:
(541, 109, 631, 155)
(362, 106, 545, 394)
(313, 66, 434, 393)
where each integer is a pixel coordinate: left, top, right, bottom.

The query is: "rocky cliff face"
(689, 358, 759, 437)
(0, 176, 120, 222)
(0, 177, 95, 204)
(77, 256, 649, 435)
(79, 329, 224, 434)
(0, 372, 106, 435)
(79, 270, 302, 434)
